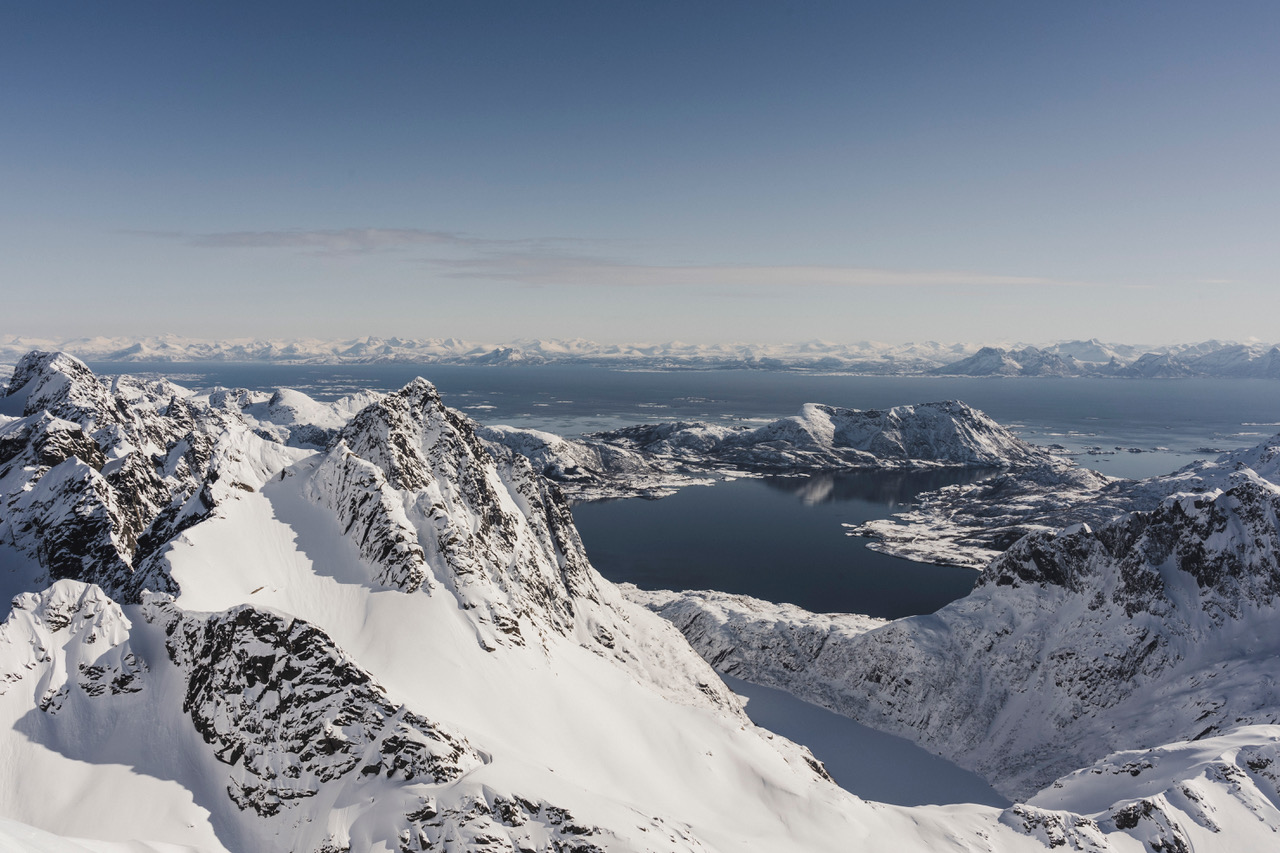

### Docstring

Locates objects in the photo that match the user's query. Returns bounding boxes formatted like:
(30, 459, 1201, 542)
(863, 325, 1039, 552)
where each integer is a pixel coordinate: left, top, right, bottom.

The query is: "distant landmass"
(4, 334, 1280, 377)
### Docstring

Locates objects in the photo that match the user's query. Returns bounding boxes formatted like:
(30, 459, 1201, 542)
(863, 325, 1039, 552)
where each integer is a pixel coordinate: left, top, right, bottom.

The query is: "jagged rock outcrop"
(306, 378, 596, 648)
(145, 595, 485, 817)
(307, 444, 431, 592)
(391, 793, 712, 853)
(0, 352, 304, 601)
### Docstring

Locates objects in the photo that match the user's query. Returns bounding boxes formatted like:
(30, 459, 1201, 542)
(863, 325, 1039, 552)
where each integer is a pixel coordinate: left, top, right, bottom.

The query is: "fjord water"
(572, 469, 989, 618)
(722, 675, 1010, 807)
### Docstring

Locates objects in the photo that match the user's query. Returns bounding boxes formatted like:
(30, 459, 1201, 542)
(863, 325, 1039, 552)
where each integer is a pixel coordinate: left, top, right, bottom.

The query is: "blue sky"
(2, 1, 1277, 344)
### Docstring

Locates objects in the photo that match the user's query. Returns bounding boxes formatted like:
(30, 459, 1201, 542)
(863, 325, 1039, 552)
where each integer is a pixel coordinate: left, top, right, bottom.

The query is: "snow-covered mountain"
(8, 333, 1280, 377)
(0, 334, 987, 371)
(932, 341, 1280, 379)
(6, 350, 1280, 851)
(930, 346, 1085, 377)
(481, 401, 1053, 500)
(3, 350, 1100, 853)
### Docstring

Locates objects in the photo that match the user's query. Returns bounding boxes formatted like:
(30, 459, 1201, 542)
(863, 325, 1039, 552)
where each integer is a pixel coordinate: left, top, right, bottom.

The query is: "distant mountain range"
(5, 334, 1280, 377)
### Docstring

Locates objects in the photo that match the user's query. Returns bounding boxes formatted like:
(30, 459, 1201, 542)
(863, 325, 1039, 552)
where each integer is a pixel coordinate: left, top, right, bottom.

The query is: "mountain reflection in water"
(574, 468, 992, 619)
(759, 468, 990, 507)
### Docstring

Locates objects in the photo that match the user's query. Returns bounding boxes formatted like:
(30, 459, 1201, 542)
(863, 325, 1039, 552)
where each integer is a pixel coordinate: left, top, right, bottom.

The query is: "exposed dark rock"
(145, 597, 484, 818)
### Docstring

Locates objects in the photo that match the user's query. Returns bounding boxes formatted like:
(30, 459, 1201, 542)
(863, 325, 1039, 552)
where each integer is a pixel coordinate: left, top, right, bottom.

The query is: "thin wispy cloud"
(134, 227, 1085, 289)
(429, 252, 1087, 289)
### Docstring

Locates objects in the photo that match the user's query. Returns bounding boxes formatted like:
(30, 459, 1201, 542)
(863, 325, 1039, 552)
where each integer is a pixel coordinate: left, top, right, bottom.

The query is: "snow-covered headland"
(482, 400, 1053, 501)
(3, 349, 1280, 851)
(848, 435, 1280, 568)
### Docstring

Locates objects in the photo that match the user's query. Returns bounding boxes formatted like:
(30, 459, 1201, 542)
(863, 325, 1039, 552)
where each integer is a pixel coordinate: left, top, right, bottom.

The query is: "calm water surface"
(723, 675, 1009, 807)
(572, 469, 990, 619)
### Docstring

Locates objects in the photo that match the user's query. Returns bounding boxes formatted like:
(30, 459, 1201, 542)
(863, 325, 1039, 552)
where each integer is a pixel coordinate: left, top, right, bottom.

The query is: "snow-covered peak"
(0, 353, 305, 602)
(1, 352, 128, 441)
(0, 580, 144, 714)
(334, 376, 460, 491)
(594, 399, 1050, 471)
(208, 384, 384, 448)
(2, 351, 96, 408)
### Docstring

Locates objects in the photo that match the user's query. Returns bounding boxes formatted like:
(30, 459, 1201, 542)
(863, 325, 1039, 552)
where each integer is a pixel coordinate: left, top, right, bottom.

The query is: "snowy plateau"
(0, 351, 1278, 852)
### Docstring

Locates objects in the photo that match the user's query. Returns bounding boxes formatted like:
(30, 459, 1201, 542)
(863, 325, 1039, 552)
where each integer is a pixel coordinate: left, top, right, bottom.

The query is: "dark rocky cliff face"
(145, 596, 485, 818)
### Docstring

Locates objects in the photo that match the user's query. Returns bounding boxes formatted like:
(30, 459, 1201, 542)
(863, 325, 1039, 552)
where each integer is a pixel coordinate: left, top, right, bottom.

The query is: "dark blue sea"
(89, 362, 1280, 617)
